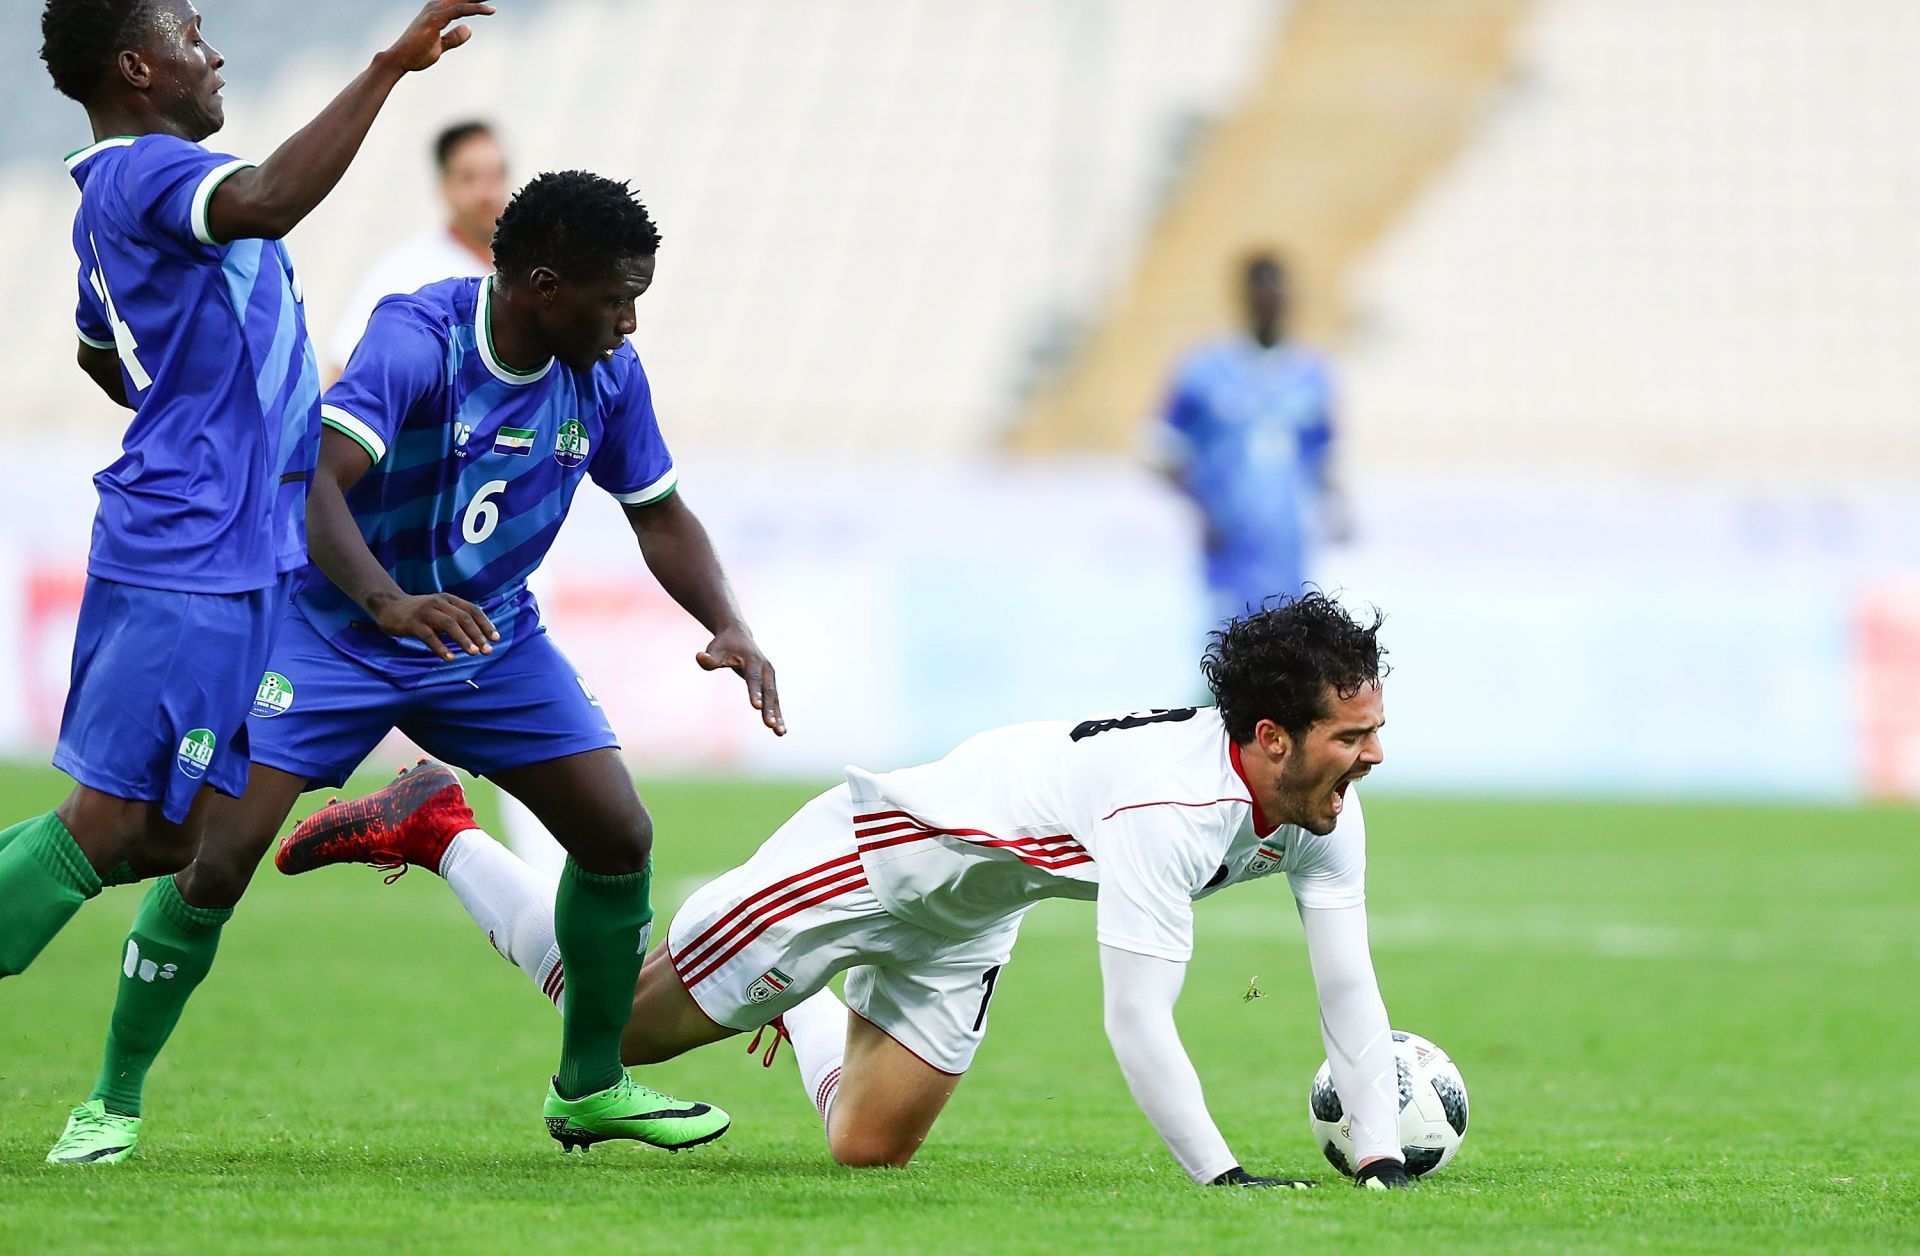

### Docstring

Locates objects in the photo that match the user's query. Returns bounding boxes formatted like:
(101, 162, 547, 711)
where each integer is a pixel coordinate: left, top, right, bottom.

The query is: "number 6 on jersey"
(463, 479, 507, 543)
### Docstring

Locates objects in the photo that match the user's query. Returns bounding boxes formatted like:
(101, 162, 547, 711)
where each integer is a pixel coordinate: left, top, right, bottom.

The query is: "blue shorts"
(247, 609, 620, 789)
(55, 575, 292, 824)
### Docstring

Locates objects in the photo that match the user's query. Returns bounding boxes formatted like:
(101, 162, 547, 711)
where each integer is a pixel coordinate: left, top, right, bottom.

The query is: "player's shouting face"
(1269, 680, 1383, 836)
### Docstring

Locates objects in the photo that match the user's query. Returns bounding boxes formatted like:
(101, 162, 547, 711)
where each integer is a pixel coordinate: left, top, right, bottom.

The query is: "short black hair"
(434, 120, 494, 172)
(1203, 591, 1387, 743)
(41, 0, 149, 102)
(491, 171, 660, 281)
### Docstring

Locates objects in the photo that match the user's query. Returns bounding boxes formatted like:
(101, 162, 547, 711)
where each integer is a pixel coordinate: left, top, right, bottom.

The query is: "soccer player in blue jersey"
(0, 0, 494, 994)
(49, 170, 784, 1163)
(1156, 253, 1346, 627)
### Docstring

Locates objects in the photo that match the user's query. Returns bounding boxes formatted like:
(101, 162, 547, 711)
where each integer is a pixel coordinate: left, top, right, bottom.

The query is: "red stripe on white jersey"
(678, 869, 869, 990)
(853, 814, 1093, 872)
(674, 852, 862, 967)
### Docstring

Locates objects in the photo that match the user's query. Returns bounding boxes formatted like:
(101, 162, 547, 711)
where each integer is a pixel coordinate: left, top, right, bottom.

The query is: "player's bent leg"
(49, 767, 309, 1164)
(621, 948, 742, 1065)
(827, 1013, 962, 1168)
(485, 750, 729, 1151)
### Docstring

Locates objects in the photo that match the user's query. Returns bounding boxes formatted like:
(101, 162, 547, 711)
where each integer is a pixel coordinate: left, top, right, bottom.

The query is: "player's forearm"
(307, 475, 408, 617)
(75, 344, 130, 409)
(205, 55, 407, 242)
(1098, 945, 1238, 1184)
(626, 496, 749, 636)
(1300, 904, 1402, 1165)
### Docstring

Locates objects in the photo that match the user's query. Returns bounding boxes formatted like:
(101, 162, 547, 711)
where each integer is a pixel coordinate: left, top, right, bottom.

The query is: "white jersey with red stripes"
(847, 706, 1367, 963)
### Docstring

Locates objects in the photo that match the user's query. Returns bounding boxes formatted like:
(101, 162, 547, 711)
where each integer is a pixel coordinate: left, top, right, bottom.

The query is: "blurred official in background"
(324, 120, 508, 378)
(1153, 253, 1346, 628)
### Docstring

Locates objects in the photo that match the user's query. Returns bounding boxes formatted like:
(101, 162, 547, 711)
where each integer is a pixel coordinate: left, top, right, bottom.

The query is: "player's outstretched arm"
(307, 430, 498, 661)
(205, 2, 494, 243)
(1098, 944, 1310, 1187)
(1298, 902, 1407, 1186)
(623, 494, 785, 735)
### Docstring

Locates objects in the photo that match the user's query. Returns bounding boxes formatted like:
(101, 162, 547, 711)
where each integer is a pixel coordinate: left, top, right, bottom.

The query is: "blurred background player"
(0, 0, 492, 992)
(47, 170, 781, 1164)
(323, 119, 507, 381)
(1153, 252, 1345, 629)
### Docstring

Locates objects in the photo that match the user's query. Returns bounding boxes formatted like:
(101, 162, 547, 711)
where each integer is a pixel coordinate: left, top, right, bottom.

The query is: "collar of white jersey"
(63, 135, 138, 171)
(475, 275, 554, 386)
(1228, 740, 1279, 838)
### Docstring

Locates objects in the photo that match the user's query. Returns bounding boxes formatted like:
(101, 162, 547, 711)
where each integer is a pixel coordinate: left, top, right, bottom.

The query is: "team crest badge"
(1245, 836, 1287, 878)
(176, 728, 216, 779)
(252, 671, 294, 718)
(744, 967, 793, 1004)
(554, 419, 590, 468)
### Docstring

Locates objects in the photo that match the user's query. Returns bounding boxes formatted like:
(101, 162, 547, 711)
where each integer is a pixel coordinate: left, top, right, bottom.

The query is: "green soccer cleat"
(543, 1073, 731, 1152)
(46, 1099, 140, 1165)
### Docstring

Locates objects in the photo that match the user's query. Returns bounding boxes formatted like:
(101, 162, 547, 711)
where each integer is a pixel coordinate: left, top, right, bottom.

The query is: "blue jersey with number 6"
(303, 275, 677, 684)
(66, 134, 321, 593)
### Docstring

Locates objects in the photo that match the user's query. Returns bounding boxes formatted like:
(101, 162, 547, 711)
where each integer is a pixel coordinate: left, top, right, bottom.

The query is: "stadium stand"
(0, 0, 1281, 455)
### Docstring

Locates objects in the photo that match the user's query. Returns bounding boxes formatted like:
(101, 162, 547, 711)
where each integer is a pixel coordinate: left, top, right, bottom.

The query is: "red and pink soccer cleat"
(275, 760, 475, 880)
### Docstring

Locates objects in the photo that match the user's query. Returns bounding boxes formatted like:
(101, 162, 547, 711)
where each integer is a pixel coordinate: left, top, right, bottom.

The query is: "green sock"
(90, 876, 231, 1116)
(553, 857, 651, 1100)
(102, 861, 141, 887)
(0, 813, 102, 978)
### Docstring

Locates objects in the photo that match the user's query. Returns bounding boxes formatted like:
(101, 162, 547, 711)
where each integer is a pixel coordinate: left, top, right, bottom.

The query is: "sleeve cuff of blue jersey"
(76, 329, 114, 351)
(191, 159, 256, 246)
(609, 467, 679, 506)
(321, 404, 387, 464)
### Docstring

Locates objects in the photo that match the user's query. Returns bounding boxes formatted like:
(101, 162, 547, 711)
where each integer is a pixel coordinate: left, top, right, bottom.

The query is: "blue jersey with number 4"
(65, 134, 321, 593)
(304, 275, 677, 683)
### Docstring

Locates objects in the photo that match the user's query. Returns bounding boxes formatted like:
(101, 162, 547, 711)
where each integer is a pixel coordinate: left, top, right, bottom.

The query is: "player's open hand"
(385, 1, 495, 72)
(370, 591, 499, 662)
(695, 627, 785, 736)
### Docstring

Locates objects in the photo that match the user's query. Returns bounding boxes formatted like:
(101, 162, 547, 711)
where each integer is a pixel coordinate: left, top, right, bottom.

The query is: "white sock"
(437, 828, 565, 1011)
(782, 986, 849, 1130)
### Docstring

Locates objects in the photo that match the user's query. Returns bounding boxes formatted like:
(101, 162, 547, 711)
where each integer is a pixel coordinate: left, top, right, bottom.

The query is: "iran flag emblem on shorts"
(745, 968, 792, 1004)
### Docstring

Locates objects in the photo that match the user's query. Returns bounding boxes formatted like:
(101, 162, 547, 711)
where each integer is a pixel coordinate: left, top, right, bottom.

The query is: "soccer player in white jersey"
(281, 593, 1411, 1188)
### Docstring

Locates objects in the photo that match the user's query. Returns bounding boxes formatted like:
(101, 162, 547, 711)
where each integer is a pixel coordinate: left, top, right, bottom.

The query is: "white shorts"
(666, 784, 1021, 1075)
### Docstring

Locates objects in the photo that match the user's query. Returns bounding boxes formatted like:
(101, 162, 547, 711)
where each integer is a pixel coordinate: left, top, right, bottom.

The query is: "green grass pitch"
(1, 763, 1915, 1252)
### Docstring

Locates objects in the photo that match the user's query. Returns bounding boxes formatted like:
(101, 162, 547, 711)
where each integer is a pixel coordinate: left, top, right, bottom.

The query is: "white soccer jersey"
(848, 706, 1367, 962)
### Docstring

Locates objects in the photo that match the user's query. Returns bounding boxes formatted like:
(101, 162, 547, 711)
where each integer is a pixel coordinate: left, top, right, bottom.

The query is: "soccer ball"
(1308, 1030, 1468, 1178)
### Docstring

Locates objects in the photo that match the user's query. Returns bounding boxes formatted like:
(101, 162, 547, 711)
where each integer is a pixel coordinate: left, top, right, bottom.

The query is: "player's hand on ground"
(370, 591, 498, 661)
(385, 1, 495, 72)
(1354, 1159, 1412, 1190)
(1209, 1166, 1316, 1189)
(695, 627, 785, 736)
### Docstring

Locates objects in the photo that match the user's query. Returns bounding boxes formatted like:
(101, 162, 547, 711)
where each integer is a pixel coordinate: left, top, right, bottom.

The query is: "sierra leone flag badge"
(176, 728, 216, 779)
(493, 425, 537, 456)
(251, 671, 294, 718)
(744, 967, 793, 1004)
(554, 418, 590, 468)
(1245, 836, 1287, 878)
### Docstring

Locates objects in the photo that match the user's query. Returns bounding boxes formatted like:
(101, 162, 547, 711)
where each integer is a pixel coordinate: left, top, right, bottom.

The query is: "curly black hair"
(491, 171, 660, 281)
(41, 0, 149, 103)
(1202, 591, 1388, 743)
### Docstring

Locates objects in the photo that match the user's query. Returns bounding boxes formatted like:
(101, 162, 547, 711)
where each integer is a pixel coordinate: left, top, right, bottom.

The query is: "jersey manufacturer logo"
(454, 423, 474, 456)
(251, 671, 294, 718)
(176, 728, 216, 779)
(1245, 836, 1287, 878)
(744, 967, 793, 1004)
(554, 419, 590, 468)
(493, 426, 537, 456)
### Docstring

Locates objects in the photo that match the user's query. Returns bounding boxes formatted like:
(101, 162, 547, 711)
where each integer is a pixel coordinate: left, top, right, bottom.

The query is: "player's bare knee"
(828, 1125, 919, 1169)
(585, 805, 652, 876)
